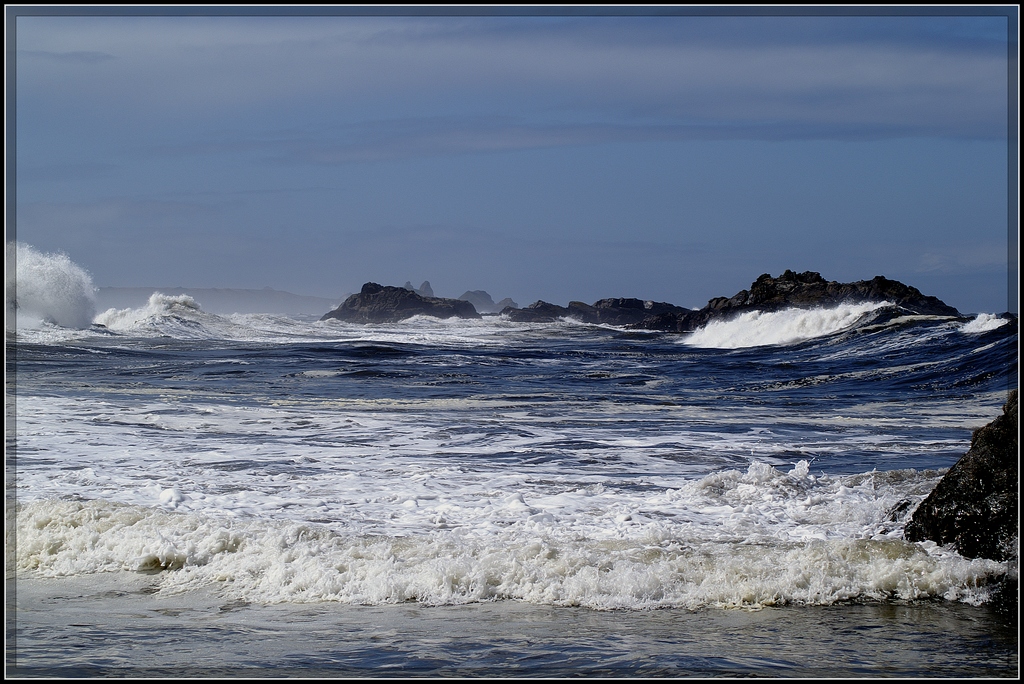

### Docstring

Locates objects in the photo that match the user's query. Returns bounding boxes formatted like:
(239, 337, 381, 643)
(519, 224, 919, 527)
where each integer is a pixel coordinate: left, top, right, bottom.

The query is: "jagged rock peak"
(402, 281, 434, 298)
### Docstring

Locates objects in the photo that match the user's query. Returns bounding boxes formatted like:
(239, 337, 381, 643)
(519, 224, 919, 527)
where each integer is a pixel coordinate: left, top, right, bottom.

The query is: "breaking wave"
(682, 302, 894, 349)
(16, 462, 1008, 610)
(94, 292, 205, 332)
(7, 242, 97, 330)
(960, 313, 1010, 334)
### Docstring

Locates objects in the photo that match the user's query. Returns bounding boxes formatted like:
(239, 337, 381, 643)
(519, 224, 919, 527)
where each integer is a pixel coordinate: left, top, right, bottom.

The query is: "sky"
(8, 7, 1018, 315)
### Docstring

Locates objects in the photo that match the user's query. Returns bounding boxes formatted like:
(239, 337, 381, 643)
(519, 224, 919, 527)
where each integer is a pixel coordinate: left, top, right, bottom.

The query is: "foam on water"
(14, 387, 1011, 610)
(11, 279, 1017, 618)
(95, 292, 203, 330)
(8, 242, 97, 330)
(15, 491, 1007, 610)
(960, 313, 1010, 334)
(682, 302, 892, 349)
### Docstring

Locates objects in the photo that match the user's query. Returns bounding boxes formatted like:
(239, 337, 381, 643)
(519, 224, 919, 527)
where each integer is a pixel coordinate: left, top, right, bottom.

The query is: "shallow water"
(9, 573, 1018, 678)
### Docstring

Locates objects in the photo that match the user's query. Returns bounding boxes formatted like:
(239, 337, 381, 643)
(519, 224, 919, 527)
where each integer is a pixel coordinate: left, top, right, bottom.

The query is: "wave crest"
(94, 292, 203, 331)
(683, 302, 892, 349)
(960, 313, 1010, 334)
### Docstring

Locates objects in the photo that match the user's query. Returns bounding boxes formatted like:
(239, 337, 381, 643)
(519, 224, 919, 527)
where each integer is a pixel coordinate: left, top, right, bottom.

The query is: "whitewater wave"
(682, 302, 893, 349)
(960, 313, 1010, 334)
(15, 482, 1007, 610)
(7, 242, 97, 330)
(95, 292, 204, 331)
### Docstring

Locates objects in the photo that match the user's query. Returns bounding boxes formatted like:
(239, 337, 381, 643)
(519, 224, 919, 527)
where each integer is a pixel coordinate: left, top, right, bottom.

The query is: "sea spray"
(94, 292, 203, 332)
(8, 242, 97, 330)
(960, 313, 1010, 334)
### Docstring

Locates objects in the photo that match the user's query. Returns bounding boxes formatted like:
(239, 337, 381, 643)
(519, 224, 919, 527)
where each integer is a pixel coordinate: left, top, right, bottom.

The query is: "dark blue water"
(9, 311, 1019, 677)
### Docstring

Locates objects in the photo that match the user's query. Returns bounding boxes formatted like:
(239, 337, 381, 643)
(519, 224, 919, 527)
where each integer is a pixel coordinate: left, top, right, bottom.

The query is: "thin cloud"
(15, 15, 1009, 145)
(19, 49, 116, 64)
(152, 113, 1002, 167)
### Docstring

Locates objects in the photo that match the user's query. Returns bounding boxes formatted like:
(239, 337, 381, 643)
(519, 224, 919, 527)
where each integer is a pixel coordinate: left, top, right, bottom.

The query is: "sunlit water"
(7, 271, 1018, 676)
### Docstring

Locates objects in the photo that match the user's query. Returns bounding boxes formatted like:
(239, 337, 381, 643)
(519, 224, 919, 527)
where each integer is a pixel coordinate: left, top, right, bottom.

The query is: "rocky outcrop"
(632, 270, 961, 332)
(501, 300, 570, 323)
(567, 298, 691, 326)
(320, 282, 480, 323)
(500, 297, 688, 325)
(904, 390, 1018, 563)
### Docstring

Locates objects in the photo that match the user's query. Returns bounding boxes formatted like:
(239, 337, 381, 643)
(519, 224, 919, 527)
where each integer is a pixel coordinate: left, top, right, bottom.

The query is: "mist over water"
(8, 242, 97, 330)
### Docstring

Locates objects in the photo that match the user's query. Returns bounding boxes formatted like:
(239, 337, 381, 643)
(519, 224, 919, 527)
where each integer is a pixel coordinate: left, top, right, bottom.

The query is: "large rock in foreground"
(633, 270, 961, 332)
(502, 297, 689, 325)
(320, 283, 480, 323)
(904, 389, 1018, 562)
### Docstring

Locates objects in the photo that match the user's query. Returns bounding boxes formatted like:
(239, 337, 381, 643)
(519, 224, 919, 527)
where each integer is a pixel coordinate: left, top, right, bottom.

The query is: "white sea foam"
(94, 292, 204, 331)
(17, 387, 1007, 610)
(15, 496, 1007, 609)
(8, 242, 97, 330)
(682, 302, 892, 349)
(960, 313, 1009, 334)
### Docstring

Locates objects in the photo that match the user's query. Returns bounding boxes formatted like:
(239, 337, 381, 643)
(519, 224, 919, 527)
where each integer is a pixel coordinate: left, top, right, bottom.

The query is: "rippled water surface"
(9, 303, 1018, 676)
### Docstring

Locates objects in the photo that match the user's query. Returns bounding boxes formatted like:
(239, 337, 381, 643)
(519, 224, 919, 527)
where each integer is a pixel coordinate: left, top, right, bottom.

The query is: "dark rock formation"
(567, 298, 691, 327)
(500, 300, 570, 323)
(904, 390, 1018, 563)
(500, 297, 690, 326)
(632, 270, 961, 333)
(320, 283, 480, 323)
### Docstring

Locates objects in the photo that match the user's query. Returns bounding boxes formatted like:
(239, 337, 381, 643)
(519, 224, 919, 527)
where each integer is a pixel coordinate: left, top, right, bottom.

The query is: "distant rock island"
(320, 282, 480, 323)
(403, 281, 434, 298)
(629, 270, 961, 332)
(458, 290, 518, 314)
(320, 271, 963, 327)
(501, 298, 689, 326)
(493, 270, 960, 330)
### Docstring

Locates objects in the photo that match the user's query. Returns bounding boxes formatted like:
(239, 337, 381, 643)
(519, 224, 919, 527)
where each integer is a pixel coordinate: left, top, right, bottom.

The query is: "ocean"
(7, 282, 1019, 677)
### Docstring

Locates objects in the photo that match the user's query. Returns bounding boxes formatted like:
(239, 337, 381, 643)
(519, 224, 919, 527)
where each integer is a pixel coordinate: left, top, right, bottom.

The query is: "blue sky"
(10, 8, 1017, 314)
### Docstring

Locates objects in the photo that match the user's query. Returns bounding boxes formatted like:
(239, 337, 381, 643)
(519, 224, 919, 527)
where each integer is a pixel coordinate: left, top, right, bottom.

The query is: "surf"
(681, 302, 896, 349)
(7, 242, 97, 330)
(15, 492, 1009, 610)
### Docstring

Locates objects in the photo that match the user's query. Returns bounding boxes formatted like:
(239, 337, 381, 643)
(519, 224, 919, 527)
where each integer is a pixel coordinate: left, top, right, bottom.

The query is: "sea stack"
(501, 298, 689, 325)
(631, 270, 962, 333)
(320, 282, 480, 323)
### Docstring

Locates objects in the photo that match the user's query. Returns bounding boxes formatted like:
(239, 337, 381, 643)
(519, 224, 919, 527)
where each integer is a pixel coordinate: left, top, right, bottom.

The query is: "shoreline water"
(8, 572, 1018, 678)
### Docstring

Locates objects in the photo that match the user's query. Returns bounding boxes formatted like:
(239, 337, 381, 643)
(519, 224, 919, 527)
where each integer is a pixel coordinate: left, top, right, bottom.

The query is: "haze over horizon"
(10, 7, 1017, 315)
